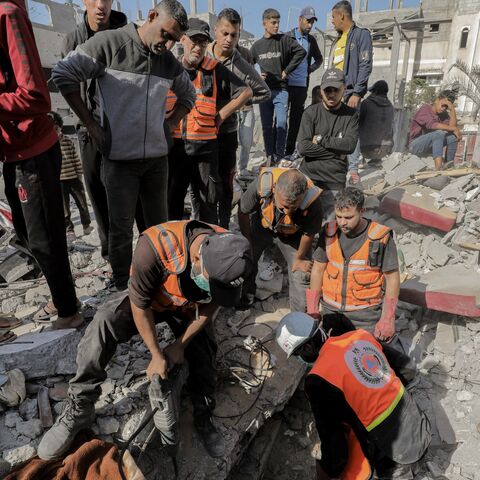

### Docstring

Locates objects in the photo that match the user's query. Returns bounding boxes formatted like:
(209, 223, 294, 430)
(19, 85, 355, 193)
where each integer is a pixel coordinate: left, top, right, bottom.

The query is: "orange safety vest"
(322, 221, 391, 311)
(258, 167, 321, 236)
(309, 329, 405, 479)
(141, 220, 226, 312)
(166, 56, 218, 141)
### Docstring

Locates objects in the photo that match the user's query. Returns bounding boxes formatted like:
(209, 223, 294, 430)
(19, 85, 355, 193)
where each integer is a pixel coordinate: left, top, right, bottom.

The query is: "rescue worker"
(307, 187, 400, 342)
(38, 220, 253, 460)
(167, 18, 252, 223)
(238, 168, 323, 312)
(276, 312, 431, 480)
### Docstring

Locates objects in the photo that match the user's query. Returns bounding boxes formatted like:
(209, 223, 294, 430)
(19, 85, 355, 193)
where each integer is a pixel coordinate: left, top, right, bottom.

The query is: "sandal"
(0, 331, 17, 346)
(0, 315, 22, 330)
(33, 301, 58, 322)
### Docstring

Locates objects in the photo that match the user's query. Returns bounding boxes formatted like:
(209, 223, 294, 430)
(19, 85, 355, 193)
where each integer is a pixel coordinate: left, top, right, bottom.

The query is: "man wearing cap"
(167, 17, 252, 225)
(275, 312, 431, 480)
(359, 80, 394, 166)
(297, 68, 359, 221)
(238, 168, 323, 312)
(285, 6, 323, 159)
(38, 220, 252, 460)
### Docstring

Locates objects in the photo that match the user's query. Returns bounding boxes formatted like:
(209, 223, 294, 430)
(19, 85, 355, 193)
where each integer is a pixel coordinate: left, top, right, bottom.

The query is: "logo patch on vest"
(344, 340, 391, 389)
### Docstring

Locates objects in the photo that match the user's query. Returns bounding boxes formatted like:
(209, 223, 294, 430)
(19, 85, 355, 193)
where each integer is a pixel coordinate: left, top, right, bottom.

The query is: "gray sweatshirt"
(52, 23, 196, 160)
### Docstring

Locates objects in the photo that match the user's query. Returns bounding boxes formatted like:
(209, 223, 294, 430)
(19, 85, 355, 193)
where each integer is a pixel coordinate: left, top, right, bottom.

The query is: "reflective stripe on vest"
(142, 220, 226, 312)
(258, 167, 322, 236)
(322, 220, 391, 311)
(166, 56, 218, 141)
(308, 329, 404, 433)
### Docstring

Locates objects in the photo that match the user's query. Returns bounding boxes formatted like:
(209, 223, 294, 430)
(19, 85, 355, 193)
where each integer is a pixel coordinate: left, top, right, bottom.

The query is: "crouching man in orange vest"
(167, 18, 252, 224)
(38, 220, 252, 461)
(276, 312, 431, 480)
(307, 187, 400, 342)
(238, 167, 324, 312)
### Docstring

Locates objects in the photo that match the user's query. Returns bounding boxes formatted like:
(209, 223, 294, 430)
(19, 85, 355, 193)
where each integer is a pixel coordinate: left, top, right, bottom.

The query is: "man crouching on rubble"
(306, 187, 400, 343)
(276, 312, 431, 480)
(38, 220, 253, 460)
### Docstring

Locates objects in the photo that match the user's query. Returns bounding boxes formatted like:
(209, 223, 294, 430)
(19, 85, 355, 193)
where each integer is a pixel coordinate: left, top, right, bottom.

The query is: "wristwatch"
(316, 134, 322, 143)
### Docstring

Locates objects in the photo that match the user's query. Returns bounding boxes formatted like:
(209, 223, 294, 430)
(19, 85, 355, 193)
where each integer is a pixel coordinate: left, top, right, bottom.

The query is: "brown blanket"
(5, 432, 144, 480)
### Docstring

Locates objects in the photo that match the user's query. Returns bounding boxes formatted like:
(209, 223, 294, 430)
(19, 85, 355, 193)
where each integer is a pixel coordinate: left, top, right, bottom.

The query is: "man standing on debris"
(251, 9, 306, 164)
(285, 6, 323, 159)
(330, 0, 372, 184)
(0, 0, 81, 331)
(276, 312, 431, 480)
(38, 221, 253, 460)
(52, 0, 196, 291)
(409, 90, 461, 171)
(167, 17, 253, 224)
(61, 0, 127, 260)
(207, 8, 270, 217)
(297, 68, 359, 221)
(238, 168, 323, 312)
(306, 188, 400, 343)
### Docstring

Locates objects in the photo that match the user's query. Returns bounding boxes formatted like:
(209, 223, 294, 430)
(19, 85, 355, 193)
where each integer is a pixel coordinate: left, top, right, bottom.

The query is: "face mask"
(191, 252, 210, 293)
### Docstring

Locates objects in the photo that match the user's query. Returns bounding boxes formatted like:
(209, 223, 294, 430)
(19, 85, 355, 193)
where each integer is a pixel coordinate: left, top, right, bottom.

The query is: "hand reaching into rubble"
(374, 296, 398, 342)
(147, 353, 169, 380)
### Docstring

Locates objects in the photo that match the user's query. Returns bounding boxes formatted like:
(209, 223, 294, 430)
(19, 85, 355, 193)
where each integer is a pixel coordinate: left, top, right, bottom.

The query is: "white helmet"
(275, 312, 319, 358)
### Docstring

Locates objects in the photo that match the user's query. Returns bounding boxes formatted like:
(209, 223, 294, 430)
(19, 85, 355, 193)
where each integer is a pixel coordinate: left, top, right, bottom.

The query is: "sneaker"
(259, 261, 281, 282)
(37, 397, 95, 460)
(194, 416, 225, 458)
(83, 225, 94, 236)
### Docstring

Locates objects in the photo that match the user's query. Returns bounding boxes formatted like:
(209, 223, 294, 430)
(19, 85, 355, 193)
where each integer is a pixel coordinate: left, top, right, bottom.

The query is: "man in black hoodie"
(359, 80, 394, 164)
(251, 9, 306, 163)
(61, 0, 127, 260)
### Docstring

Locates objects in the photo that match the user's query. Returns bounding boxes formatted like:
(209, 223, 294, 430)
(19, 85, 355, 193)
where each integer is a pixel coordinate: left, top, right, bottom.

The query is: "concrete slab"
(380, 185, 457, 232)
(400, 266, 480, 317)
(0, 329, 83, 380)
(385, 155, 428, 186)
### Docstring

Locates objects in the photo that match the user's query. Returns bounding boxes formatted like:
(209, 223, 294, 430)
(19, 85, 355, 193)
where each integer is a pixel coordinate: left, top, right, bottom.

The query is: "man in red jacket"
(0, 0, 80, 329)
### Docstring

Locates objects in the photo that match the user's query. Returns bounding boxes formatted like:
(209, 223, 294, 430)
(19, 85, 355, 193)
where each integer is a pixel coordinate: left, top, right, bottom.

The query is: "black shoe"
(194, 416, 225, 458)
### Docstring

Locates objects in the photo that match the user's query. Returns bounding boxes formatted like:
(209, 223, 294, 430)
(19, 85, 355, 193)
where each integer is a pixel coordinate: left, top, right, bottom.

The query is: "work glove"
(306, 288, 322, 321)
(374, 296, 398, 342)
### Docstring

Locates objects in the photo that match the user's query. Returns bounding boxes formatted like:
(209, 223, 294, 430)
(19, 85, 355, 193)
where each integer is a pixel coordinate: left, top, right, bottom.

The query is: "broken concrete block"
(2, 444, 36, 467)
(434, 322, 457, 356)
(423, 175, 450, 191)
(400, 265, 480, 317)
(97, 416, 119, 435)
(19, 397, 38, 420)
(440, 174, 475, 200)
(0, 329, 83, 380)
(15, 418, 43, 439)
(423, 237, 455, 266)
(382, 152, 402, 172)
(0, 252, 35, 283)
(380, 185, 457, 232)
(1, 296, 24, 315)
(385, 155, 427, 186)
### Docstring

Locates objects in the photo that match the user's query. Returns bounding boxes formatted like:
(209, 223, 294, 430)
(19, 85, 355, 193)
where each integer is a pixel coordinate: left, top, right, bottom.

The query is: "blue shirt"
(288, 28, 309, 87)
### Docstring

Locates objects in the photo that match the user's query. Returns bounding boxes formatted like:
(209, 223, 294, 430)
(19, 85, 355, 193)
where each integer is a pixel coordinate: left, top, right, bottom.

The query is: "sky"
(136, 0, 421, 37)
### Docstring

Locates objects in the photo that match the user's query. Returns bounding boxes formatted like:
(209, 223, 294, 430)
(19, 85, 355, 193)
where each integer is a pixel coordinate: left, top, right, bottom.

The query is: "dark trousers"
(286, 86, 308, 156)
(69, 294, 217, 418)
(243, 213, 310, 312)
(77, 129, 109, 258)
(217, 132, 238, 228)
(61, 177, 91, 232)
(3, 143, 77, 317)
(168, 139, 218, 224)
(102, 157, 169, 289)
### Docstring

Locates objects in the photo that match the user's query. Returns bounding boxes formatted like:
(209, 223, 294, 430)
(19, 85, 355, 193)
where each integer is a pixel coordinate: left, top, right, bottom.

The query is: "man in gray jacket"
(53, 0, 196, 290)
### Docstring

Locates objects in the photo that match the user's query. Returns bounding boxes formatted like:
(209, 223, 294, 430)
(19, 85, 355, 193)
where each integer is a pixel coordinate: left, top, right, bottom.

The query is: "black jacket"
(61, 10, 127, 120)
(359, 93, 394, 148)
(286, 28, 323, 81)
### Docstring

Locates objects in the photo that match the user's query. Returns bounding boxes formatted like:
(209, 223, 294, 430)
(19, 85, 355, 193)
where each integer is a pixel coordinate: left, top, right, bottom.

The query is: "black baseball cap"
(202, 233, 252, 307)
(321, 68, 345, 89)
(369, 80, 389, 94)
(300, 6, 317, 21)
(185, 18, 212, 42)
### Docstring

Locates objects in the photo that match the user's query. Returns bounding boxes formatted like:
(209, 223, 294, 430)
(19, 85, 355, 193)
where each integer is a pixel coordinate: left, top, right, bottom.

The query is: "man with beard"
(167, 18, 252, 224)
(52, 0, 196, 291)
(306, 187, 400, 343)
(297, 68, 358, 221)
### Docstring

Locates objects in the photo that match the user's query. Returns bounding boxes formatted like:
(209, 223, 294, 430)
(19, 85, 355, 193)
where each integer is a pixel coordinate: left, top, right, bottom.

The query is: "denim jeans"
(409, 130, 458, 162)
(102, 157, 169, 289)
(237, 108, 255, 173)
(259, 89, 289, 158)
(346, 98, 362, 172)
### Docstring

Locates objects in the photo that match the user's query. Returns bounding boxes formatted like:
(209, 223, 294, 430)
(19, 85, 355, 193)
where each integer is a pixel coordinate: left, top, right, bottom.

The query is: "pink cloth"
(408, 104, 450, 145)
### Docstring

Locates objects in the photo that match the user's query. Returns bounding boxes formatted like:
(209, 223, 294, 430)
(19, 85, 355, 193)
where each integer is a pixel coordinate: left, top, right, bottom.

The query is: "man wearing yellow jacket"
(307, 187, 400, 342)
(276, 312, 430, 480)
